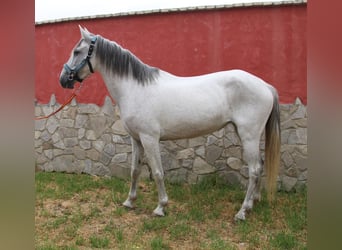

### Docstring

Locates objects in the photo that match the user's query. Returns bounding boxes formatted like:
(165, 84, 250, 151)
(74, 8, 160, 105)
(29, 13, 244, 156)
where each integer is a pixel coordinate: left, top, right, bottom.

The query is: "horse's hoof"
(122, 199, 134, 209)
(234, 211, 246, 221)
(153, 206, 165, 217)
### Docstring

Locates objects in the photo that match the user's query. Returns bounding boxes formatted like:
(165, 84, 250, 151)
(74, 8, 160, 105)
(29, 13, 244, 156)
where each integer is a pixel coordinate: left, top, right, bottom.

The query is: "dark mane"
(96, 36, 159, 84)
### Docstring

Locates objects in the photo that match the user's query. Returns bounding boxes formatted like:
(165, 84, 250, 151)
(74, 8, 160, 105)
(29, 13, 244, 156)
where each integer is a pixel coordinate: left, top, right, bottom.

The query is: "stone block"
(214, 160, 227, 171)
(206, 135, 217, 146)
(101, 134, 112, 144)
(58, 127, 78, 138)
(94, 140, 105, 152)
(62, 106, 77, 119)
(175, 139, 188, 148)
(36, 154, 48, 164)
(79, 140, 91, 150)
(292, 104, 306, 119)
(295, 128, 307, 145)
(195, 145, 205, 158)
(220, 171, 242, 187)
(51, 133, 61, 143)
(176, 148, 194, 159)
(112, 135, 125, 144)
(206, 145, 223, 164)
(35, 106, 42, 116)
(102, 96, 115, 117)
(92, 163, 110, 176)
(86, 148, 100, 161)
(292, 151, 308, 171)
(111, 120, 127, 135)
(88, 115, 107, 137)
(42, 141, 53, 150)
(189, 137, 206, 147)
(227, 157, 243, 170)
(104, 143, 115, 156)
(43, 149, 53, 160)
(286, 167, 299, 177)
(60, 119, 74, 128)
(35, 131, 41, 140)
(78, 128, 85, 139)
(240, 166, 249, 178)
(109, 163, 131, 179)
(53, 140, 66, 149)
(78, 104, 100, 114)
(223, 146, 242, 159)
(86, 130, 97, 140)
(282, 151, 294, 168)
(40, 130, 51, 142)
(281, 176, 297, 192)
(75, 114, 88, 128)
(50, 155, 73, 172)
(193, 157, 216, 174)
(213, 129, 225, 138)
(165, 168, 187, 183)
(295, 118, 307, 128)
(116, 144, 132, 153)
(225, 132, 240, 145)
(112, 153, 127, 164)
(35, 119, 46, 131)
(82, 159, 92, 174)
(73, 146, 86, 160)
(64, 138, 78, 147)
(53, 149, 64, 157)
(181, 159, 193, 168)
(161, 151, 179, 171)
(100, 152, 112, 165)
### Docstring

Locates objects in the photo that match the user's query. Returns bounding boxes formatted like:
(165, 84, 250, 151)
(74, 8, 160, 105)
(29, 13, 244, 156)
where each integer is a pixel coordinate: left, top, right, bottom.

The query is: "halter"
(63, 36, 97, 82)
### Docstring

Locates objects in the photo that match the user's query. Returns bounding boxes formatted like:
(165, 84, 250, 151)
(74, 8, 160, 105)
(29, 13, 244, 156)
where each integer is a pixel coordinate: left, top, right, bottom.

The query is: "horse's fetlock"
(160, 197, 168, 207)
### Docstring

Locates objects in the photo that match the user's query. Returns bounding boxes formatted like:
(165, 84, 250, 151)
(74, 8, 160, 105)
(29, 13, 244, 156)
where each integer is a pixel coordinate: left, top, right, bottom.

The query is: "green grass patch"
(89, 235, 110, 248)
(36, 172, 306, 249)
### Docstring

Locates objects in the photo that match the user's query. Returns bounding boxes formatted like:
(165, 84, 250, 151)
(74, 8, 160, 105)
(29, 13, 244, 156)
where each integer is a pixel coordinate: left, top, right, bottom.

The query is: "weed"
(75, 236, 85, 246)
(150, 236, 170, 250)
(89, 235, 110, 248)
(271, 231, 298, 249)
(169, 222, 192, 240)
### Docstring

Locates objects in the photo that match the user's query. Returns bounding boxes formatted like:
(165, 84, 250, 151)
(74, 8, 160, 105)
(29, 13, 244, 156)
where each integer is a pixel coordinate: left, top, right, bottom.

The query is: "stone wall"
(35, 95, 307, 191)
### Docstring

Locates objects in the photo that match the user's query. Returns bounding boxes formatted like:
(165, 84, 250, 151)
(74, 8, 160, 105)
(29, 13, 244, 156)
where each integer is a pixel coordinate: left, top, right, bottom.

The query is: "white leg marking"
(123, 138, 143, 209)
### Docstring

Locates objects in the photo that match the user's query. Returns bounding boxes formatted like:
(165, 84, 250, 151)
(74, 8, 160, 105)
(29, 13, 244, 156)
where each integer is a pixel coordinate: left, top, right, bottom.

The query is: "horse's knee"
(131, 167, 141, 179)
(152, 170, 164, 181)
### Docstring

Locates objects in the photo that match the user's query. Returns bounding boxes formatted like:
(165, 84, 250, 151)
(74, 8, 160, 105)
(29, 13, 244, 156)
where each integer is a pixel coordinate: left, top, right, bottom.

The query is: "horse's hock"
(35, 95, 307, 192)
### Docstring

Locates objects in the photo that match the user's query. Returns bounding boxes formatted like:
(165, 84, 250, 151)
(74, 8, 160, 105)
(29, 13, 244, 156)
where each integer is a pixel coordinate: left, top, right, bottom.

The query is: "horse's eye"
(73, 50, 80, 56)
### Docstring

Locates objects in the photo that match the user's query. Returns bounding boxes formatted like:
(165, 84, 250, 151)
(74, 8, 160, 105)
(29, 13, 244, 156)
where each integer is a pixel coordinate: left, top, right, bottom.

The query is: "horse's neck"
(99, 69, 136, 109)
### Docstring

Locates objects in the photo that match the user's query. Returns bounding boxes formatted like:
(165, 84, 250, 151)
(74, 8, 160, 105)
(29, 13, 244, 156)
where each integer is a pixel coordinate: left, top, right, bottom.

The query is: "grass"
(35, 172, 307, 249)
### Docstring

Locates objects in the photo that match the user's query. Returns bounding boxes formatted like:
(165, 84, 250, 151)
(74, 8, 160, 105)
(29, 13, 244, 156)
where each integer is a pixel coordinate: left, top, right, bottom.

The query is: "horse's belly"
(159, 111, 229, 140)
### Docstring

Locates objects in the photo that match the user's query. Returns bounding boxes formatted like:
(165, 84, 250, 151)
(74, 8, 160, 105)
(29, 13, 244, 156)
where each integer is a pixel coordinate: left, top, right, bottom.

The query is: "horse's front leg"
(123, 137, 143, 209)
(140, 134, 168, 216)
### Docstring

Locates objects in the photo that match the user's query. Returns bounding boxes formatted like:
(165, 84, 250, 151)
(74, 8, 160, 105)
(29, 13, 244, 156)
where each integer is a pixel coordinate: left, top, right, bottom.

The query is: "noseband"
(63, 36, 97, 82)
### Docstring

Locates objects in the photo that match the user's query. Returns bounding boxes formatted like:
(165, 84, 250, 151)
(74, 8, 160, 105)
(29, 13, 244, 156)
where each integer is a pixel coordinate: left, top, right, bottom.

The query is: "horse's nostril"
(68, 73, 74, 81)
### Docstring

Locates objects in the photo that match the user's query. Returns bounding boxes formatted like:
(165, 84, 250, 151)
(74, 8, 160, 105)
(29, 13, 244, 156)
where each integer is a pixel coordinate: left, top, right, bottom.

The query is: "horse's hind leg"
(139, 134, 168, 216)
(234, 128, 263, 221)
(123, 137, 144, 209)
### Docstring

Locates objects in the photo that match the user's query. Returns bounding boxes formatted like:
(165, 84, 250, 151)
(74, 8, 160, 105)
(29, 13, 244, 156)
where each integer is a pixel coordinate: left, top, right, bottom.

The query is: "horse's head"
(59, 26, 97, 89)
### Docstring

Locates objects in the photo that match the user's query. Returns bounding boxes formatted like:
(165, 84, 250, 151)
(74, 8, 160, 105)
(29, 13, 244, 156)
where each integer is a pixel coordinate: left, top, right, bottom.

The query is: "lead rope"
(35, 84, 82, 120)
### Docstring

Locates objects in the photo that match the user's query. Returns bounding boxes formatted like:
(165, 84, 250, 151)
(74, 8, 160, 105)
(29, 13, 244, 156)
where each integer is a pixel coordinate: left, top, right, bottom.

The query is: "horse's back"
(155, 70, 273, 139)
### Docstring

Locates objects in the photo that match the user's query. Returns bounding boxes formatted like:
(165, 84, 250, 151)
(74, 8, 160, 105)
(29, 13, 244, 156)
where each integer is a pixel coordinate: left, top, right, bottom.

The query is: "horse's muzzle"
(59, 73, 76, 89)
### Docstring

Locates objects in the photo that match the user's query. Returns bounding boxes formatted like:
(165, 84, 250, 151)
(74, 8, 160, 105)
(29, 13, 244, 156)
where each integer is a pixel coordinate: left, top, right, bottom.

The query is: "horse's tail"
(265, 86, 281, 202)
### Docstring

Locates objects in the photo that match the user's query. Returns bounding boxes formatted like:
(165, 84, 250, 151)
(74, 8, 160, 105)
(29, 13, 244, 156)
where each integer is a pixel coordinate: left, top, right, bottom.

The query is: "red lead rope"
(35, 85, 82, 120)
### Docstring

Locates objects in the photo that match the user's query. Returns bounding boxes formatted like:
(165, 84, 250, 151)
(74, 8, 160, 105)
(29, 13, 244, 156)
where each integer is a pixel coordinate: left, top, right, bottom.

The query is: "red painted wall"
(35, 5, 306, 105)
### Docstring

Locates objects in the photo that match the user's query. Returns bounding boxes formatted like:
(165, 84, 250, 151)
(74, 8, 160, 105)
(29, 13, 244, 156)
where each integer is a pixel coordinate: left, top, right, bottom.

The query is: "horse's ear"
(79, 25, 93, 42)
(79, 25, 88, 39)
